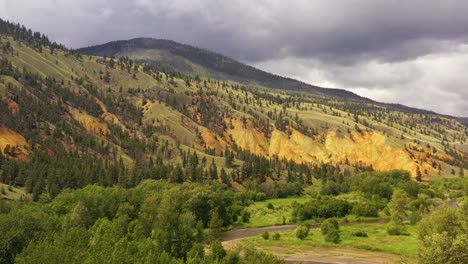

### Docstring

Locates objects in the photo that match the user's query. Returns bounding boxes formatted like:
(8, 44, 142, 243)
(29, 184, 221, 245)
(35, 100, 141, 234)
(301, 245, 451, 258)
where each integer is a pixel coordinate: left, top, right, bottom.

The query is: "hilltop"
(78, 38, 372, 101)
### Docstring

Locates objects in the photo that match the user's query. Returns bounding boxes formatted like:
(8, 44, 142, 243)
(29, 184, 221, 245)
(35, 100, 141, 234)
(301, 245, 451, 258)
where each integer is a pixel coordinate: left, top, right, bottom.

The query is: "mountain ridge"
(78, 37, 448, 117)
(78, 38, 372, 102)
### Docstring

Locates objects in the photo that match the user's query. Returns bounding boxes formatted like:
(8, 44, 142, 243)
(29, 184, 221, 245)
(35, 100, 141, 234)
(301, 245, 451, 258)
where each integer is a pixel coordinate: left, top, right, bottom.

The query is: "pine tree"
(416, 166, 422, 182)
(209, 159, 218, 180)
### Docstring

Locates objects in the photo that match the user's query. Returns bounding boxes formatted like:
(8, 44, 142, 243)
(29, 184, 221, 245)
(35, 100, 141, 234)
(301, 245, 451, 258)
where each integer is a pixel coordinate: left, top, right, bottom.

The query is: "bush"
(351, 231, 368, 237)
(387, 224, 408, 236)
(320, 219, 338, 235)
(187, 243, 204, 260)
(321, 219, 340, 243)
(351, 202, 379, 217)
(292, 196, 352, 221)
(266, 202, 274, 210)
(409, 210, 422, 225)
(241, 210, 250, 223)
(262, 231, 269, 240)
(209, 239, 226, 260)
(272, 232, 281, 240)
(325, 228, 340, 243)
(295, 225, 310, 240)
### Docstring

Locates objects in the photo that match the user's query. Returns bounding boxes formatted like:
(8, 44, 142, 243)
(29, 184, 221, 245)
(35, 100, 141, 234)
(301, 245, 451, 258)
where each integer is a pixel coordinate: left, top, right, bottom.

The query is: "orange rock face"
(69, 107, 110, 136)
(7, 99, 19, 115)
(0, 128, 29, 160)
(227, 119, 419, 176)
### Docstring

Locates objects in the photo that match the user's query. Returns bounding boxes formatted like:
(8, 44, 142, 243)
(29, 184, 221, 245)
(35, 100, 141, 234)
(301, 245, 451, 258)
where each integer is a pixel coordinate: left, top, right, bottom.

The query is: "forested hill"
(0, 18, 467, 203)
(78, 38, 368, 101)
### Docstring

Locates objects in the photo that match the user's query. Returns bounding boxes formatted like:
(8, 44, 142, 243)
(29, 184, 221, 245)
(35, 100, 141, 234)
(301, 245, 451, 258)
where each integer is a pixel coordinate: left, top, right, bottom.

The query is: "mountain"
(78, 38, 369, 101)
(79, 38, 447, 116)
(1, 19, 467, 201)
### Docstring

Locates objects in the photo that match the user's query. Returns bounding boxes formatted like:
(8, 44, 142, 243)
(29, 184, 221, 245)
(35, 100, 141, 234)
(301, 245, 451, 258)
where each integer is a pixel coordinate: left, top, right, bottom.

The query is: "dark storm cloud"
(1, 0, 468, 116)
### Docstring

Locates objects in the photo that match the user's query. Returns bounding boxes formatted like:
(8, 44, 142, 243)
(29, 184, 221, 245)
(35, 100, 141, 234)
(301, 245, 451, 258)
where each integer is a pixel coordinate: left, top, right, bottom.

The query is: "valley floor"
(222, 223, 416, 264)
(222, 195, 420, 264)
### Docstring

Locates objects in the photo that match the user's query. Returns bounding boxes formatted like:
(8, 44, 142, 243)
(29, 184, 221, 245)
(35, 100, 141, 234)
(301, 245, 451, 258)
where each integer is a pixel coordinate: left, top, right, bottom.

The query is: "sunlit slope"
(1, 34, 467, 180)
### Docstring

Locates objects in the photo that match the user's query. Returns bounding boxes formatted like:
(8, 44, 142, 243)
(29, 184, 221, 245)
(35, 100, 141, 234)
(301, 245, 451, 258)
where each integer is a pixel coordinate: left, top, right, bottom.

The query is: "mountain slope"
(1, 19, 467, 201)
(78, 38, 369, 101)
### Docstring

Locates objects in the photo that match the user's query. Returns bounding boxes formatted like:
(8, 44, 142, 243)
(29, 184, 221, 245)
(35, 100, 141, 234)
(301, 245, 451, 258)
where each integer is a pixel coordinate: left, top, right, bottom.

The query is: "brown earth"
(0, 128, 29, 160)
(227, 118, 418, 176)
(69, 107, 110, 136)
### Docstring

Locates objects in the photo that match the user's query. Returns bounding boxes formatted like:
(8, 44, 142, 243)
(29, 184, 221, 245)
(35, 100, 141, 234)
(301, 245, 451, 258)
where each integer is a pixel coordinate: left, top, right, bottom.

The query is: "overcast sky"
(1, 0, 468, 116)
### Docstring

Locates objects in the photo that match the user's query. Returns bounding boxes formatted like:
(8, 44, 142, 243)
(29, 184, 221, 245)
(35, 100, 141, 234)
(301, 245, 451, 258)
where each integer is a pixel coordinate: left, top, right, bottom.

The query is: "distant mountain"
(78, 38, 368, 101)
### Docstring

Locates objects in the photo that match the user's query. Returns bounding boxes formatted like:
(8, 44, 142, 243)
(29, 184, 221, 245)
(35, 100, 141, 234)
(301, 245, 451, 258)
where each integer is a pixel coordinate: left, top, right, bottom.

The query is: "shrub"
(272, 232, 281, 240)
(387, 224, 408, 236)
(209, 239, 226, 260)
(262, 231, 269, 240)
(409, 210, 422, 225)
(295, 225, 310, 240)
(325, 228, 340, 243)
(351, 231, 368, 237)
(292, 196, 352, 221)
(321, 219, 340, 243)
(321, 219, 338, 235)
(241, 210, 250, 223)
(351, 202, 379, 217)
(266, 202, 275, 210)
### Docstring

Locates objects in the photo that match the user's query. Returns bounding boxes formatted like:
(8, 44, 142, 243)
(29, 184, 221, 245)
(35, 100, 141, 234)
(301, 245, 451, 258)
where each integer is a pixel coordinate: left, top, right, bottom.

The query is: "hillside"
(0, 19, 467, 201)
(78, 38, 369, 101)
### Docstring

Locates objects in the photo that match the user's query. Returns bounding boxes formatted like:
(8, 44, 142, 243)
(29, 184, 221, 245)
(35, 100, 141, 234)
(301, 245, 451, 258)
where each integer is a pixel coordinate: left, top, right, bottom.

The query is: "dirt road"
(221, 218, 389, 242)
(221, 219, 406, 264)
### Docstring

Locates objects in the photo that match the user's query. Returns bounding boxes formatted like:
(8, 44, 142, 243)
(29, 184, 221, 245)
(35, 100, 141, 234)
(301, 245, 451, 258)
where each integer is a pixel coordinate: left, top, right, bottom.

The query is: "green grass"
(0, 183, 29, 201)
(248, 222, 419, 258)
(235, 196, 311, 228)
(236, 194, 386, 228)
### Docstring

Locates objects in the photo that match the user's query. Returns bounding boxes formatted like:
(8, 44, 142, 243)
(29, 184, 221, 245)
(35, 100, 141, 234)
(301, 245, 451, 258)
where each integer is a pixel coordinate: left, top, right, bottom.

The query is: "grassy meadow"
(247, 222, 419, 259)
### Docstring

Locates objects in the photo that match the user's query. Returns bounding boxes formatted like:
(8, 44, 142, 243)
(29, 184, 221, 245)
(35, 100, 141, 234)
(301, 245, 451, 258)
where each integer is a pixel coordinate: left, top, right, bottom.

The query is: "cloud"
(255, 44, 468, 116)
(1, 0, 468, 116)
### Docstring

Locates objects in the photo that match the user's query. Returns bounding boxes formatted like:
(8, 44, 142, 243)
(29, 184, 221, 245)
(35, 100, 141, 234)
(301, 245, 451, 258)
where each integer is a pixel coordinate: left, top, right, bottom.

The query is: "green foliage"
(249, 223, 419, 258)
(351, 201, 379, 217)
(295, 224, 310, 240)
(15, 227, 90, 264)
(417, 203, 468, 264)
(321, 219, 340, 243)
(0, 180, 266, 263)
(262, 231, 270, 240)
(386, 223, 408, 236)
(292, 196, 352, 221)
(272, 232, 281, 240)
(386, 189, 409, 235)
(241, 246, 284, 264)
(409, 209, 422, 225)
(351, 231, 368, 237)
(209, 239, 226, 261)
(418, 232, 468, 264)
